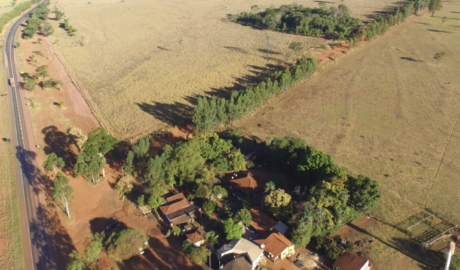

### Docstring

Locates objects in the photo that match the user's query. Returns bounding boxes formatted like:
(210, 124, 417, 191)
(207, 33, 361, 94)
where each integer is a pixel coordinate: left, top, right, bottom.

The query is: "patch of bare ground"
(236, 3, 460, 269)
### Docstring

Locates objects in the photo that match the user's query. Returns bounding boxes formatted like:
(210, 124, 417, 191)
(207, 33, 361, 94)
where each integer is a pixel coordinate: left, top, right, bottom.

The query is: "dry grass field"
(236, 2, 460, 269)
(45, 0, 400, 139)
(0, 0, 28, 17)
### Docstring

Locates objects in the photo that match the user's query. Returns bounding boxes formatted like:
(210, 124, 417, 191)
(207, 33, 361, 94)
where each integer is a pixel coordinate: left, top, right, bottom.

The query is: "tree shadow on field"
(347, 223, 442, 270)
(415, 22, 431, 25)
(136, 101, 194, 128)
(400, 57, 424, 62)
(136, 61, 286, 127)
(427, 28, 454, 33)
(257, 48, 281, 55)
(42, 126, 77, 174)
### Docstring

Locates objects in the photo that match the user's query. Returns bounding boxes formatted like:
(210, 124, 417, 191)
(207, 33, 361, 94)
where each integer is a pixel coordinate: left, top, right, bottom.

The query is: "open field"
(236, 2, 460, 269)
(0, 0, 28, 17)
(0, 56, 23, 269)
(45, 0, 401, 139)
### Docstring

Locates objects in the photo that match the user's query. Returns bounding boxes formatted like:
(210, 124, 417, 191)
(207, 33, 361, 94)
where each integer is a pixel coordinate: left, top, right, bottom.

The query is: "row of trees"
(22, 65, 63, 91)
(61, 18, 78, 36)
(236, 4, 362, 39)
(262, 136, 381, 247)
(193, 56, 317, 135)
(0, 0, 40, 34)
(23, 3, 51, 39)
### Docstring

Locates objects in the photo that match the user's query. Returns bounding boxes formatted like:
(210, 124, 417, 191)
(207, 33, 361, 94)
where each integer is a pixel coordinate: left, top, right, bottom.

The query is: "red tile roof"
(159, 193, 190, 215)
(254, 232, 294, 259)
(333, 252, 369, 270)
(230, 172, 260, 194)
(186, 227, 206, 243)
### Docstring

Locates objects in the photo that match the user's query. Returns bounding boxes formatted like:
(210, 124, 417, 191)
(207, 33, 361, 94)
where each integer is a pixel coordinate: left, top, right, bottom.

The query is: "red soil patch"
(15, 26, 197, 269)
(316, 42, 350, 64)
(150, 125, 192, 155)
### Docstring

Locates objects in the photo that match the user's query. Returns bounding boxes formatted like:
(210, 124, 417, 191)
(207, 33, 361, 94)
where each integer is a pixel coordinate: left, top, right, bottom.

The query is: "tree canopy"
(106, 228, 147, 261)
(235, 208, 252, 226)
(43, 152, 64, 173)
(224, 218, 243, 240)
(182, 242, 211, 265)
(428, 0, 442, 16)
(52, 172, 73, 217)
(236, 4, 362, 39)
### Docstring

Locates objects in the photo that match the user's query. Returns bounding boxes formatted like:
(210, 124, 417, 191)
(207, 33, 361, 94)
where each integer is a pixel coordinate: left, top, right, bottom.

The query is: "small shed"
(137, 205, 152, 215)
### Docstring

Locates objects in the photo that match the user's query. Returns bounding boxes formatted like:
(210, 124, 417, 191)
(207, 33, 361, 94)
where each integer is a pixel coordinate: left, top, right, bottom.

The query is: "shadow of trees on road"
(15, 146, 75, 269)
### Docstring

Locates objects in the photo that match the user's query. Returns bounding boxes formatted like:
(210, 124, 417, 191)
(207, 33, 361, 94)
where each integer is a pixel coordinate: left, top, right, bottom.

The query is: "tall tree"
(43, 152, 64, 174)
(347, 175, 381, 213)
(106, 228, 147, 261)
(84, 232, 105, 266)
(75, 127, 118, 181)
(224, 218, 243, 240)
(264, 188, 292, 219)
(52, 172, 73, 217)
(35, 65, 49, 81)
(235, 208, 252, 226)
(428, 0, 442, 16)
(67, 250, 86, 270)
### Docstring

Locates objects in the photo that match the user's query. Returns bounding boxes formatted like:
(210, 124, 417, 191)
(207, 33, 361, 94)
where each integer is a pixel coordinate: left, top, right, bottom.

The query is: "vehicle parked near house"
(106, 220, 120, 230)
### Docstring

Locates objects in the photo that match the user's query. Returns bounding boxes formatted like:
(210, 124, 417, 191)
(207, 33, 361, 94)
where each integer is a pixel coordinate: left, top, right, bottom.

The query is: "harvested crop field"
(236, 3, 460, 269)
(46, 0, 400, 139)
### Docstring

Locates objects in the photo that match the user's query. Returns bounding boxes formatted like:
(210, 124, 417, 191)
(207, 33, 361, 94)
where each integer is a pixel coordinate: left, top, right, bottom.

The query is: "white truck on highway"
(8, 77, 14, 87)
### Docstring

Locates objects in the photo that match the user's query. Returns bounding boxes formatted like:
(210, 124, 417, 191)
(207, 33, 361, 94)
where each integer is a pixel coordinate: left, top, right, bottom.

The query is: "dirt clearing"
(236, 3, 460, 269)
(45, 0, 401, 139)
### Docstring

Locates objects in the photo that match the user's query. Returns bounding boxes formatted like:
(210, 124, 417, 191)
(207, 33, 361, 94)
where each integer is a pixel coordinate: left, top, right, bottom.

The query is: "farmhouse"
(217, 238, 264, 269)
(159, 193, 200, 226)
(185, 226, 206, 247)
(254, 232, 295, 262)
(230, 172, 262, 198)
(333, 252, 371, 270)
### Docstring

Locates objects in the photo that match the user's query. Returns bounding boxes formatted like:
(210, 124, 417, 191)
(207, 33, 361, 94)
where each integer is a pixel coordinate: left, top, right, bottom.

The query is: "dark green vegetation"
(67, 232, 105, 269)
(263, 136, 381, 247)
(60, 18, 78, 36)
(74, 127, 118, 183)
(429, 0, 442, 17)
(121, 133, 246, 211)
(23, 3, 50, 39)
(117, 130, 380, 249)
(193, 56, 317, 135)
(235, 4, 361, 39)
(67, 229, 148, 268)
(0, 0, 40, 34)
(234, 1, 433, 42)
(106, 228, 148, 261)
(182, 242, 211, 265)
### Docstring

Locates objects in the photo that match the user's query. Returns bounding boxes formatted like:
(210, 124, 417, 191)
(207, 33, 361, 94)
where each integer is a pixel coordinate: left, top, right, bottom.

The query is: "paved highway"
(4, 2, 52, 269)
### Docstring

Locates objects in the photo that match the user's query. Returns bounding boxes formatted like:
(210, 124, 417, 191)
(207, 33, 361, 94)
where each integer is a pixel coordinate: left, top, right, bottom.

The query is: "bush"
(203, 200, 216, 215)
(106, 228, 148, 261)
